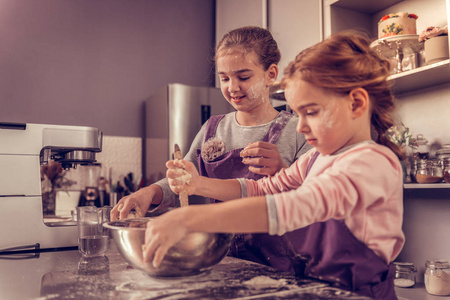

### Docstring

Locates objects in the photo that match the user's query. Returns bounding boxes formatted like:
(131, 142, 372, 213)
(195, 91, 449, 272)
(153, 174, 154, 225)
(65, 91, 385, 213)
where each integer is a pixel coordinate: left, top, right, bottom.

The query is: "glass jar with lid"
(393, 262, 416, 288)
(413, 134, 429, 159)
(425, 259, 450, 296)
(409, 158, 420, 183)
(436, 144, 450, 168)
(415, 159, 443, 184)
(443, 157, 450, 183)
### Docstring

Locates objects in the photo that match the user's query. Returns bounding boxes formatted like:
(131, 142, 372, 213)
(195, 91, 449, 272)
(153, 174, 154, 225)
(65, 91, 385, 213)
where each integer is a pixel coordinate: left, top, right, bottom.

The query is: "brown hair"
(215, 26, 281, 70)
(282, 30, 403, 158)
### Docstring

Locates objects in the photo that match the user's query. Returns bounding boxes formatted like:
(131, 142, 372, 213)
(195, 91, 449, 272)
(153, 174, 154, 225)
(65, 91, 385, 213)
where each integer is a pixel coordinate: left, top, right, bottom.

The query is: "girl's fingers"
(152, 245, 170, 268)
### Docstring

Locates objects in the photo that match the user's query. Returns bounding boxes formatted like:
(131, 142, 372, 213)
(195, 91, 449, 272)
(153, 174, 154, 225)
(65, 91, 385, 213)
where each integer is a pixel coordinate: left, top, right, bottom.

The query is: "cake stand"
(370, 35, 424, 74)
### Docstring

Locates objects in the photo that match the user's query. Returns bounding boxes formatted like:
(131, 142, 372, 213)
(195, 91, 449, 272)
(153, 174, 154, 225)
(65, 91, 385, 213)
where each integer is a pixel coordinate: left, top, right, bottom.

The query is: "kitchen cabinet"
(323, 0, 450, 95)
(215, 0, 321, 86)
(323, 2, 450, 300)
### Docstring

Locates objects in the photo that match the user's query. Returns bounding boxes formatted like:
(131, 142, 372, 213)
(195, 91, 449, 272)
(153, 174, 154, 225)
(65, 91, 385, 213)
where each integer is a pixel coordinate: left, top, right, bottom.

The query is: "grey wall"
(0, 0, 215, 137)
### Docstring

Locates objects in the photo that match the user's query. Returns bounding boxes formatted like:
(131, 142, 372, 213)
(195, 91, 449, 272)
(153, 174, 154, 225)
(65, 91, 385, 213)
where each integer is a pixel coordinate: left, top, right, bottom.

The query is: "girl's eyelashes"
(219, 76, 250, 82)
(305, 110, 318, 116)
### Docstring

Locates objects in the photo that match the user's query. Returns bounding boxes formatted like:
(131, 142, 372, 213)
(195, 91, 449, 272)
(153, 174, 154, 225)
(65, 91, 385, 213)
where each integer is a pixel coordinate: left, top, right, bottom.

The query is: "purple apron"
(198, 116, 396, 299)
(197, 111, 293, 182)
(196, 111, 295, 272)
(281, 152, 397, 299)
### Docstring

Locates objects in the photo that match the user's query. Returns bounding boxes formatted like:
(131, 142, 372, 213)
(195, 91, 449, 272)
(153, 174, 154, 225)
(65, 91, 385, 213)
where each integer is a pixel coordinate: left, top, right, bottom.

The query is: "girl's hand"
(143, 208, 189, 267)
(166, 159, 199, 195)
(110, 188, 153, 221)
(240, 141, 288, 176)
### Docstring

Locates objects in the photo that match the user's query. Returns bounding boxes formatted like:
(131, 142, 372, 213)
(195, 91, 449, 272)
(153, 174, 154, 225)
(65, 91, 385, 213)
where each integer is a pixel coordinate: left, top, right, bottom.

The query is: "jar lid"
(415, 134, 428, 146)
(437, 148, 450, 156)
(394, 262, 416, 272)
(426, 259, 450, 269)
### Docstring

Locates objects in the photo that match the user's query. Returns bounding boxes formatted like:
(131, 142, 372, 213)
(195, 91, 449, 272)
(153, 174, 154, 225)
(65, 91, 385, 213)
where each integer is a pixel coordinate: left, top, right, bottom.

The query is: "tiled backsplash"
(95, 135, 142, 189)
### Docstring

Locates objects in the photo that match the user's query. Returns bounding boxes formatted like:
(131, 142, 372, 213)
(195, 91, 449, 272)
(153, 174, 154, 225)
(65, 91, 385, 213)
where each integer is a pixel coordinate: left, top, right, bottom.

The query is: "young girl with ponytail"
(143, 31, 405, 300)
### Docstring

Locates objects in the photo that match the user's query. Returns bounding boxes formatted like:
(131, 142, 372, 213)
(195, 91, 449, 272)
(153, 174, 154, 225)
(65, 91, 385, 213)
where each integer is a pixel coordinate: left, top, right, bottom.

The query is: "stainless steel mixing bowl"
(104, 218, 233, 277)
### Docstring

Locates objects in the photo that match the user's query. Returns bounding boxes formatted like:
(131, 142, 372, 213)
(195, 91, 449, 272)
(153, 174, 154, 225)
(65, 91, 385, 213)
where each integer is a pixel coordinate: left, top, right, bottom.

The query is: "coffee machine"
(0, 122, 102, 252)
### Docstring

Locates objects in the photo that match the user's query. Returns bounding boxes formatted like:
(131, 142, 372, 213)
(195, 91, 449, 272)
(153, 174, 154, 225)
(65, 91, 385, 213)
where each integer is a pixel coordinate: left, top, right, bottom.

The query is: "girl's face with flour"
(217, 48, 276, 115)
(284, 76, 371, 156)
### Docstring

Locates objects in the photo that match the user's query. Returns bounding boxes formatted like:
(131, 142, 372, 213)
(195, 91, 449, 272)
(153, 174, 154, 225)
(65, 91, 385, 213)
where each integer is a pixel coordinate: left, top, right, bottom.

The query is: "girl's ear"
(349, 88, 369, 118)
(266, 64, 279, 84)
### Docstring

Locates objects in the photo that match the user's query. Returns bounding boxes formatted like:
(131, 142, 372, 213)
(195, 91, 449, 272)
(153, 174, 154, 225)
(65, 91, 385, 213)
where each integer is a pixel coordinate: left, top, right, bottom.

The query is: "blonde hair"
(282, 31, 403, 158)
(215, 26, 280, 70)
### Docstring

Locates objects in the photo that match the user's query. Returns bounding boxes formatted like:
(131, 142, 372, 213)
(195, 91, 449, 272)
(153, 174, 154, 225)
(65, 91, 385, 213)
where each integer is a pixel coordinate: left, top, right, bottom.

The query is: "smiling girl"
(143, 31, 405, 299)
(112, 26, 310, 269)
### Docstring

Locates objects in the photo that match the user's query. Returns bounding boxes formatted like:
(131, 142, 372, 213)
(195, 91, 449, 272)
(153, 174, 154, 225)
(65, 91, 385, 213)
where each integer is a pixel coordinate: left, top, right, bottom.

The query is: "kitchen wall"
(0, 0, 215, 138)
(1, 0, 215, 189)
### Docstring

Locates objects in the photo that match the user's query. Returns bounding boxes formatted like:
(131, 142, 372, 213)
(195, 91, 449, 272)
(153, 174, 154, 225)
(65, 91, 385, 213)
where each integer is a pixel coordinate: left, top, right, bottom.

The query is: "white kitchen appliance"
(0, 122, 102, 252)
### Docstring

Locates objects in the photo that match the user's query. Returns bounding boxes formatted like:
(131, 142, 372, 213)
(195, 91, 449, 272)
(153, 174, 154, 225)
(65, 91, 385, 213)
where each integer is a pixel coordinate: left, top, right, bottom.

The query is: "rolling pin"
(173, 144, 189, 207)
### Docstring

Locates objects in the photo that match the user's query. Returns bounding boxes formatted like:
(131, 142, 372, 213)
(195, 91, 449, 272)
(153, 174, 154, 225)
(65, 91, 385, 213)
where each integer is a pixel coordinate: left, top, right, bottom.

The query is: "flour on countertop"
(243, 275, 288, 289)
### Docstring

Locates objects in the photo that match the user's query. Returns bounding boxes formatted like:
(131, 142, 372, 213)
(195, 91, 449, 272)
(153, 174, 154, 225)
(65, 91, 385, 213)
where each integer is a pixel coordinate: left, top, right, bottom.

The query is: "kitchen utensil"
(174, 144, 189, 207)
(104, 217, 233, 277)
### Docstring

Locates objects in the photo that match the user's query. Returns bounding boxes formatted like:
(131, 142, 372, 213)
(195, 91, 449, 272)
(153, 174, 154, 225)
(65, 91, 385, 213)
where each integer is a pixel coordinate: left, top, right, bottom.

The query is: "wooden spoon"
(173, 144, 189, 207)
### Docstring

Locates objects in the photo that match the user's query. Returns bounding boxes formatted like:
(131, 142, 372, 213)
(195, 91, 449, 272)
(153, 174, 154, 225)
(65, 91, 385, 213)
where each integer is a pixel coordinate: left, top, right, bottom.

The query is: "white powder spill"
(243, 275, 288, 289)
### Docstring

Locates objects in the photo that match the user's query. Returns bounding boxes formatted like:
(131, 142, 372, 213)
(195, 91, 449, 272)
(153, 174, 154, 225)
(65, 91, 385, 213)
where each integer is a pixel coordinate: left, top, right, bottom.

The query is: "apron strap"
(305, 151, 320, 177)
(263, 111, 293, 144)
(204, 114, 225, 142)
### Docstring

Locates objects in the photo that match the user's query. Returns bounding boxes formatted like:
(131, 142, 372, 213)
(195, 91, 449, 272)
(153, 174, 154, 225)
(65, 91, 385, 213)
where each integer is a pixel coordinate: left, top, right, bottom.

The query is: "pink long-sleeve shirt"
(241, 141, 405, 264)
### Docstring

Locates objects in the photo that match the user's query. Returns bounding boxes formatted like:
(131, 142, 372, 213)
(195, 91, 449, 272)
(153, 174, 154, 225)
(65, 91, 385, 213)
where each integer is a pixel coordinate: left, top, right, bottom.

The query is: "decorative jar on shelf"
(425, 35, 449, 65)
(443, 157, 450, 183)
(415, 159, 443, 184)
(425, 259, 450, 296)
(412, 134, 429, 160)
(394, 262, 416, 288)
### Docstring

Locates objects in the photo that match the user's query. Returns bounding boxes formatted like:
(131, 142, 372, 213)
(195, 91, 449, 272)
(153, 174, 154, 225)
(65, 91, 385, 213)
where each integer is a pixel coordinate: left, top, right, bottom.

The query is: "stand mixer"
(0, 122, 102, 252)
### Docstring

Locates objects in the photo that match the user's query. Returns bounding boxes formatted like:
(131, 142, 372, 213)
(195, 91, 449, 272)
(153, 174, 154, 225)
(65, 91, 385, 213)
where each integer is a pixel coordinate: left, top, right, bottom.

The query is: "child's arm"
(166, 159, 242, 201)
(143, 195, 268, 267)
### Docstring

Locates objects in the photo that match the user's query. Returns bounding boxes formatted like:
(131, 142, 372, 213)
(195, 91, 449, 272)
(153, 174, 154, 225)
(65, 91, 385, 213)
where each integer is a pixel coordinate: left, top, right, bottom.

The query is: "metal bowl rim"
(104, 218, 152, 230)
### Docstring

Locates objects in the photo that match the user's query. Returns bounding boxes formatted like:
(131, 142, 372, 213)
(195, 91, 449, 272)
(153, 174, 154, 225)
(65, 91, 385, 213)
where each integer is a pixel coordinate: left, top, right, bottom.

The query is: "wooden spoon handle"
(174, 144, 189, 207)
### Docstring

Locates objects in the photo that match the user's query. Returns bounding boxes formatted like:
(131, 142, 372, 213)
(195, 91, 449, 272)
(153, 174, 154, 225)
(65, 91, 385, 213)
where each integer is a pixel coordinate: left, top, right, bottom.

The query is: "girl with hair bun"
(112, 26, 310, 268)
(144, 31, 404, 299)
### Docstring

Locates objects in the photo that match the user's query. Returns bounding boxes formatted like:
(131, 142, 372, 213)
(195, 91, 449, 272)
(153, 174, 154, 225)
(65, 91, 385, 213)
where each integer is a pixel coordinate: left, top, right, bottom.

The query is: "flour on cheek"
(246, 78, 265, 101)
(317, 102, 339, 136)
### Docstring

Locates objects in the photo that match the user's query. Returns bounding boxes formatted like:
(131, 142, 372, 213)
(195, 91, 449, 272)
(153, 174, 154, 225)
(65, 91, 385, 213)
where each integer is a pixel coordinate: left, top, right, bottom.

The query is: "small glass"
(394, 262, 416, 288)
(77, 206, 111, 257)
(425, 259, 450, 296)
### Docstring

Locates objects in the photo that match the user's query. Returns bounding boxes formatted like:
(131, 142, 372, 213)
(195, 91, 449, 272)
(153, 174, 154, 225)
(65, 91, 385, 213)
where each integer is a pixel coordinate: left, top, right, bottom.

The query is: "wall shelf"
(390, 59, 450, 95)
(404, 182, 450, 189)
(329, 0, 404, 14)
(324, 0, 450, 95)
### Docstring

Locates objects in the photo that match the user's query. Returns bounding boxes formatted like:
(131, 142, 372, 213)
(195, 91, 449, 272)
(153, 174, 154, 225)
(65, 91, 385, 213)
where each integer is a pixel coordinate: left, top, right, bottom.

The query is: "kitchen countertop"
(396, 283, 450, 300)
(0, 240, 375, 300)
